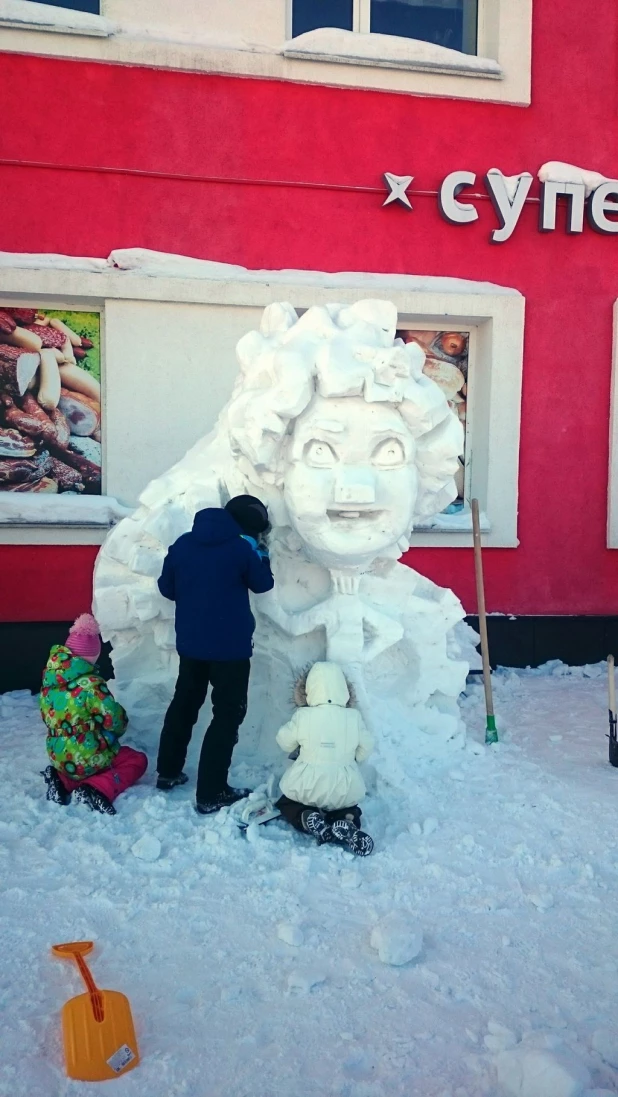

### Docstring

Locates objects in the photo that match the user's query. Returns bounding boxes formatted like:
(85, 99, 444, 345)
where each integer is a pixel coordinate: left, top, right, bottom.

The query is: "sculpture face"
(283, 396, 418, 567)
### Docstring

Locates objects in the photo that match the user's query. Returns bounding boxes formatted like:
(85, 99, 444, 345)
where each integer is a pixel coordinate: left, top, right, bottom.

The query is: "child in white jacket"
(275, 661, 374, 856)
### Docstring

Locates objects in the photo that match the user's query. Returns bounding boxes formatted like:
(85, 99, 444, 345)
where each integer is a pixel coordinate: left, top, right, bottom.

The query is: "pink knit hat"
(66, 613, 101, 664)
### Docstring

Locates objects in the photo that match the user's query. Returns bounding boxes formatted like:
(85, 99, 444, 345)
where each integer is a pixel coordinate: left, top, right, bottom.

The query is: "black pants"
(157, 657, 250, 803)
(276, 794, 362, 832)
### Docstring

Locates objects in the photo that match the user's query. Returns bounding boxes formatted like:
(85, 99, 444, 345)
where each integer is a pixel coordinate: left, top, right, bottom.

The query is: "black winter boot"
(73, 785, 117, 816)
(195, 786, 252, 815)
(301, 810, 333, 846)
(156, 771, 189, 791)
(41, 765, 71, 806)
(331, 818, 374, 856)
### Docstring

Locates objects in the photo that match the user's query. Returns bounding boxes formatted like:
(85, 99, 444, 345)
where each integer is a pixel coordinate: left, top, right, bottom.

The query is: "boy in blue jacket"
(156, 495, 274, 814)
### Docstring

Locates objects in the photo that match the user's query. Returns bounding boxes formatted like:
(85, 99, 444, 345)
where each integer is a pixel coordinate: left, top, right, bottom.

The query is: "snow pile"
(2, 669, 618, 1095)
(282, 27, 502, 76)
(370, 912, 423, 965)
(95, 298, 477, 781)
(496, 1041, 591, 1097)
(131, 834, 161, 862)
(277, 922, 305, 947)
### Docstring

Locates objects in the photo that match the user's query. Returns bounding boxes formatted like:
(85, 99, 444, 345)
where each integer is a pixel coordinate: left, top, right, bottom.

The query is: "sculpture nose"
(333, 467, 376, 505)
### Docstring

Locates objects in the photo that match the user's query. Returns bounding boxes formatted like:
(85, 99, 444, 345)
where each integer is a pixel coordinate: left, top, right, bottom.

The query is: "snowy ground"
(2, 664, 618, 1097)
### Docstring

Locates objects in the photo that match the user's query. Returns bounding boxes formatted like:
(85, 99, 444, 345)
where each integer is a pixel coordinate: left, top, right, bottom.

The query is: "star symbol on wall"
(383, 173, 414, 209)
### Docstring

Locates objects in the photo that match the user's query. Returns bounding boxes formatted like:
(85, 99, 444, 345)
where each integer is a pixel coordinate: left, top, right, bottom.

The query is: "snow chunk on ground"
(277, 922, 304, 947)
(538, 162, 613, 197)
(287, 969, 326, 994)
(282, 27, 502, 77)
(370, 912, 423, 966)
(131, 835, 161, 862)
(591, 1028, 618, 1068)
(496, 1046, 591, 1097)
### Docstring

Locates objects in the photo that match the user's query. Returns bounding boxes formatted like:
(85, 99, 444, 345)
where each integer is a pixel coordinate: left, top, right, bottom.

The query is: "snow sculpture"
(94, 300, 475, 787)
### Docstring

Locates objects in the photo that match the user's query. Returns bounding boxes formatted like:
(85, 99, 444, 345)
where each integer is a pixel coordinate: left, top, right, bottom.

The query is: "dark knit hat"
(225, 495, 269, 537)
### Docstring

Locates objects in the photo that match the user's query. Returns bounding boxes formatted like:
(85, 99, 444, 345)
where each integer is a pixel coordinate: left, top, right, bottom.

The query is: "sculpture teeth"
(339, 511, 361, 518)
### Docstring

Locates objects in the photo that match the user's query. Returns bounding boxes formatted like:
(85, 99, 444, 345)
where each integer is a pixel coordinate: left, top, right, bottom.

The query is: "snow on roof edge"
(0, 248, 521, 298)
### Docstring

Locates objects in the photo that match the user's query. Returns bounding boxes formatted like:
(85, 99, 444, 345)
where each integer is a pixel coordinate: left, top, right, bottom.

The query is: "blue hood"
(192, 508, 242, 546)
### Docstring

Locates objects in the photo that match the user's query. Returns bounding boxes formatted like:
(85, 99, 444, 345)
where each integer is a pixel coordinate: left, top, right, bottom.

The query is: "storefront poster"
(0, 307, 102, 503)
(396, 328, 468, 509)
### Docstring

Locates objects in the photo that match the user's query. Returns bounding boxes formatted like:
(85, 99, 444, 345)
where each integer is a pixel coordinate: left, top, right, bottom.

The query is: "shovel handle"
(471, 499, 494, 717)
(52, 941, 105, 1022)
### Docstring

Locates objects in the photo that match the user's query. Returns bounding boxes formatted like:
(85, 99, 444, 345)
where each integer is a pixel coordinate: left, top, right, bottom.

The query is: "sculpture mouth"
(327, 508, 383, 523)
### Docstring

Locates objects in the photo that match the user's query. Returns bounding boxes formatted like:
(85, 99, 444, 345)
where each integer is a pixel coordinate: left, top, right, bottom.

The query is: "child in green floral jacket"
(40, 614, 147, 815)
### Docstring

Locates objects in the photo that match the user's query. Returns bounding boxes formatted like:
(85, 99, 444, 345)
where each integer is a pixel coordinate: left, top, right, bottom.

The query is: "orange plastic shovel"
(52, 941, 140, 1082)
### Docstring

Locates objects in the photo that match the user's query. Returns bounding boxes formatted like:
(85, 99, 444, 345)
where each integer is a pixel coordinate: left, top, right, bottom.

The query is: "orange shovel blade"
(60, 989, 139, 1082)
(52, 942, 139, 1082)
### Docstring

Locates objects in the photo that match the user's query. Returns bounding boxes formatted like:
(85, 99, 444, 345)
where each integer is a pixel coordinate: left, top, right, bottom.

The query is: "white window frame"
(289, 0, 479, 56)
(0, 0, 533, 107)
(607, 300, 618, 547)
(0, 255, 524, 547)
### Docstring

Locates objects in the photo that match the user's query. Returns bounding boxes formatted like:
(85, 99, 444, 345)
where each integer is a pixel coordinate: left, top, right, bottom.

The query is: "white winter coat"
(277, 662, 373, 812)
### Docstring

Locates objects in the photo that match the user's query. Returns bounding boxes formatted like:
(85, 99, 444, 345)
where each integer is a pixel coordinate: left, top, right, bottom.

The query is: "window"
(0, 256, 523, 545)
(31, 0, 100, 11)
(371, 0, 477, 56)
(396, 327, 470, 513)
(292, 0, 478, 55)
(292, 0, 353, 38)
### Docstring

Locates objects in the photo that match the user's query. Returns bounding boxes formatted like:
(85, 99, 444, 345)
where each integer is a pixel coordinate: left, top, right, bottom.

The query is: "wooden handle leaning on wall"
(471, 498, 496, 731)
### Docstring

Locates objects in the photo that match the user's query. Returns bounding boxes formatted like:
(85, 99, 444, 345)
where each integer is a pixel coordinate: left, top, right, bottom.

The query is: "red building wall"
(1, 0, 617, 622)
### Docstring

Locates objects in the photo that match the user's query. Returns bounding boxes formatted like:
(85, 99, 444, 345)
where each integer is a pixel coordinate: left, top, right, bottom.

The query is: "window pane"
(292, 0, 354, 38)
(28, 0, 100, 11)
(371, 0, 477, 55)
(396, 327, 469, 511)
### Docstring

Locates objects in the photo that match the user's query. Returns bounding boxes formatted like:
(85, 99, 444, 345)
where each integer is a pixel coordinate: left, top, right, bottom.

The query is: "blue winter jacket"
(158, 509, 274, 661)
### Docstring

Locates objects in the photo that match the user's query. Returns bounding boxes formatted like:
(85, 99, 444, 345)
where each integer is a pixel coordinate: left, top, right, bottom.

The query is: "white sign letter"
(485, 169, 534, 243)
(383, 173, 414, 210)
(438, 171, 479, 224)
(588, 182, 618, 234)
(539, 181, 586, 233)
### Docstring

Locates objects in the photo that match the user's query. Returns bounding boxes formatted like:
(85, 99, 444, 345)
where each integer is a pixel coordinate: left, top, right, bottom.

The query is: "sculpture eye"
(304, 439, 338, 468)
(372, 438, 405, 467)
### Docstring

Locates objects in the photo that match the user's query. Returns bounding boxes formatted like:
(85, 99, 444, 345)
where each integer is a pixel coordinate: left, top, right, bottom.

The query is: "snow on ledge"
(0, 0, 114, 37)
(0, 495, 132, 528)
(282, 28, 502, 79)
(107, 248, 521, 297)
(416, 508, 490, 534)
(538, 161, 615, 197)
(0, 252, 108, 273)
(0, 247, 521, 297)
